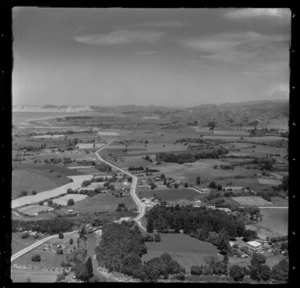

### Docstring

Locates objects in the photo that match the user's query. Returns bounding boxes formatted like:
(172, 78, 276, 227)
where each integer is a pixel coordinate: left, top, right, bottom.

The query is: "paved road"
(95, 133, 147, 231)
(11, 230, 79, 262)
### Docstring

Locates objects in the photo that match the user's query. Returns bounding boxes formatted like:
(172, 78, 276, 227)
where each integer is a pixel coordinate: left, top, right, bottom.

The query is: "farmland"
(142, 233, 219, 271)
(231, 196, 272, 206)
(138, 188, 201, 201)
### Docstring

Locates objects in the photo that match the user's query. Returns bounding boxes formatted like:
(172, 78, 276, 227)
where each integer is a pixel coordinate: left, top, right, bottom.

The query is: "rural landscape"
(11, 8, 290, 284)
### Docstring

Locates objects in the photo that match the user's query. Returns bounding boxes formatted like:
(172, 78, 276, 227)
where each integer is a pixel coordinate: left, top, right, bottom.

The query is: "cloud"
(74, 30, 165, 46)
(224, 8, 291, 20)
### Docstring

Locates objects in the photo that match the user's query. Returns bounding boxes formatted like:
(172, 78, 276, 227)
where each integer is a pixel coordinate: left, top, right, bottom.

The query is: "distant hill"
(13, 105, 94, 113)
(165, 100, 289, 129)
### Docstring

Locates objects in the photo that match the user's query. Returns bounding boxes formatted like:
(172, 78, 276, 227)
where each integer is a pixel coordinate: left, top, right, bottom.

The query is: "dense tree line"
(12, 217, 73, 234)
(155, 147, 228, 164)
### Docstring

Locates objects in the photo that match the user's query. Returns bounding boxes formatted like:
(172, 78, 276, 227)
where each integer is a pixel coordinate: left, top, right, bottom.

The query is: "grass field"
(52, 194, 88, 206)
(257, 178, 282, 186)
(12, 166, 71, 199)
(12, 249, 65, 269)
(17, 205, 54, 216)
(12, 232, 47, 255)
(246, 208, 288, 239)
(11, 269, 60, 283)
(138, 188, 201, 201)
(142, 233, 219, 271)
(231, 196, 272, 206)
(59, 193, 137, 214)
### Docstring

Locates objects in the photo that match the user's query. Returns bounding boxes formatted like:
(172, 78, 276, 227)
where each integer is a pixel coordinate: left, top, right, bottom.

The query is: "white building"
(247, 241, 263, 251)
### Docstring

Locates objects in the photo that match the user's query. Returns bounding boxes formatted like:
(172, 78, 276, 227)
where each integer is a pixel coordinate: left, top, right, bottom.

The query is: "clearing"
(142, 233, 219, 271)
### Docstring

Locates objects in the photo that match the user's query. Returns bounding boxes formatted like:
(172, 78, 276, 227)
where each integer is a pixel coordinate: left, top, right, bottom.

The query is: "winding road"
(95, 132, 147, 231)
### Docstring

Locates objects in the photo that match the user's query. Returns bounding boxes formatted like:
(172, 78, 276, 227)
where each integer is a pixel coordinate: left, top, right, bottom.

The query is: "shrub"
(31, 254, 41, 262)
(67, 198, 75, 206)
(230, 265, 245, 282)
(59, 232, 64, 239)
(154, 233, 161, 242)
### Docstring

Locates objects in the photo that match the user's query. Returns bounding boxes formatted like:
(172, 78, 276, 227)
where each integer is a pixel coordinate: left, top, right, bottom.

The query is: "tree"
(217, 230, 231, 255)
(56, 246, 63, 255)
(242, 230, 258, 242)
(154, 233, 161, 242)
(67, 198, 75, 206)
(32, 190, 37, 195)
(271, 259, 288, 282)
(196, 176, 201, 185)
(217, 185, 223, 191)
(191, 265, 202, 275)
(147, 217, 154, 233)
(251, 253, 266, 266)
(47, 200, 53, 206)
(230, 265, 245, 282)
(74, 262, 90, 282)
(86, 257, 94, 279)
(184, 182, 189, 188)
(39, 201, 44, 206)
(31, 254, 41, 262)
(70, 238, 74, 245)
(59, 232, 64, 239)
(209, 181, 217, 189)
(223, 254, 229, 265)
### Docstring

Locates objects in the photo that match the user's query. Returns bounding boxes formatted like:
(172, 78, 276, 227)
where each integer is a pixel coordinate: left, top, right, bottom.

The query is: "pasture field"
(59, 193, 137, 214)
(12, 166, 71, 199)
(246, 208, 288, 239)
(12, 249, 65, 269)
(17, 205, 54, 216)
(142, 233, 219, 271)
(52, 194, 88, 206)
(11, 269, 60, 283)
(138, 188, 201, 201)
(12, 174, 94, 209)
(257, 178, 282, 186)
(12, 232, 47, 255)
(231, 196, 272, 206)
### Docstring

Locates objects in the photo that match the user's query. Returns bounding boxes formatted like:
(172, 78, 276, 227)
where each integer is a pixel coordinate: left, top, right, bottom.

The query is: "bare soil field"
(142, 233, 219, 271)
(138, 188, 201, 201)
(231, 196, 272, 206)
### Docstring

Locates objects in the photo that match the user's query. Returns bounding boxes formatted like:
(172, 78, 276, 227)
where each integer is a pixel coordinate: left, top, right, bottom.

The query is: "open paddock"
(11, 269, 60, 283)
(11, 232, 47, 255)
(52, 194, 88, 206)
(17, 205, 54, 216)
(257, 178, 282, 186)
(231, 196, 272, 206)
(246, 207, 288, 239)
(12, 249, 65, 270)
(138, 188, 201, 201)
(12, 166, 72, 199)
(142, 233, 219, 271)
(12, 174, 94, 209)
(59, 192, 137, 214)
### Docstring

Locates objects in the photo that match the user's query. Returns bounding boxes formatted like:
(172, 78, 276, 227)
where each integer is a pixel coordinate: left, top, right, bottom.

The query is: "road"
(95, 133, 147, 231)
(11, 230, 79, 262)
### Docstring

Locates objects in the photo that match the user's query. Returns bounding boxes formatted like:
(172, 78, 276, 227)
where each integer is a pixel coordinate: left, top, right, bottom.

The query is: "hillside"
(13, 105, 94, 113)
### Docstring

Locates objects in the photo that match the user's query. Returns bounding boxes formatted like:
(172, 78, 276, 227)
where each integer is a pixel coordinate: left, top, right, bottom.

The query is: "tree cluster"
(156, 148, 228, 164)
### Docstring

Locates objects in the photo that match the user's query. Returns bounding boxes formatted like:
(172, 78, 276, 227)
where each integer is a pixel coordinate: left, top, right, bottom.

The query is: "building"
(246, 241, 263, 252)
(200, 188, 211, 193)
(222, 186, 244, 191)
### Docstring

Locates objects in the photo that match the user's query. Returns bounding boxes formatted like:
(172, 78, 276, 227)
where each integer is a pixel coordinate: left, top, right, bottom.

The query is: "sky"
(13, 8, 291, 107)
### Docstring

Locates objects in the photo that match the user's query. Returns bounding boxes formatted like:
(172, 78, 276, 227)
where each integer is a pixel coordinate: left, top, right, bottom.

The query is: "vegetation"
(12, 217, 73, 234)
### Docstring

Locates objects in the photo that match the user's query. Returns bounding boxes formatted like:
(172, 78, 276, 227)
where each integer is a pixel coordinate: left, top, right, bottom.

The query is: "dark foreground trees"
(95, 222, 184, 282)
(230, 265, 245, 282)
